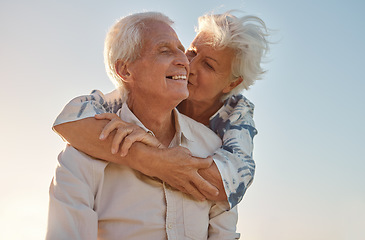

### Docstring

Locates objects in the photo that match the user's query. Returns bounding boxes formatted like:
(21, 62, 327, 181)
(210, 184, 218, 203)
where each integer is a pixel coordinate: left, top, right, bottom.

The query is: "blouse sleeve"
(53, 89, 123, 127)
(209, 94, 258, 209)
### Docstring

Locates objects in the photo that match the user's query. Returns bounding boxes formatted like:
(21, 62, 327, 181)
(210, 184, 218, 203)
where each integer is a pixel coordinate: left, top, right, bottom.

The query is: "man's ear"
(115, 59, 131, 82)
(222, 77, 243, 93)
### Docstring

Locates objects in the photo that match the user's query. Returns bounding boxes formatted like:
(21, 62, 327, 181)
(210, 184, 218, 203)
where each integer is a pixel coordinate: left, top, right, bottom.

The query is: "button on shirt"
(47, 103, 240, 240)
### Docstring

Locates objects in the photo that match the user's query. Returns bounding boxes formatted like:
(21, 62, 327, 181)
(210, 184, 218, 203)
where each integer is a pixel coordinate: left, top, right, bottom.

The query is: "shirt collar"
(118, 103, 194, 143)
(172, 108, 195, 143)
(118, 103, 152, 133)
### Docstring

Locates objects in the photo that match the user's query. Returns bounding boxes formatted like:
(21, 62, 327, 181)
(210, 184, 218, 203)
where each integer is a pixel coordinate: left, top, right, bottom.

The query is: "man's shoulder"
(57, 145, 108, 176)
(177, 113, 222, 157)
(180, 113, 218, 136)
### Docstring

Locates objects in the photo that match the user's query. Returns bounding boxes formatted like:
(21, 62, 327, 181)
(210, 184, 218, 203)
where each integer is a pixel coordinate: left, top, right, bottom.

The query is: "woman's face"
(185, 32, 236, 104)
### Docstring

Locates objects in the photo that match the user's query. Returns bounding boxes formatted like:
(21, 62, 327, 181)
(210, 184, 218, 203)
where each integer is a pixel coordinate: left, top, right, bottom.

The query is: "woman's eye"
(205, 62, 214, 70)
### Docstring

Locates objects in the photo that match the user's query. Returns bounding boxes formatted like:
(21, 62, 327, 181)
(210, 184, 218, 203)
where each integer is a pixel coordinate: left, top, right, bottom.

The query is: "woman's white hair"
(197, 11, 270, 100)
(104, 12, 174, 100)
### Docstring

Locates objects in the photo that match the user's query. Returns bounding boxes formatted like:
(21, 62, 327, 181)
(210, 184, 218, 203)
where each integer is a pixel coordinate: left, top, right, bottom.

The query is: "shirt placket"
(164, 129, 183, 240)
(164, 182, 178, 240)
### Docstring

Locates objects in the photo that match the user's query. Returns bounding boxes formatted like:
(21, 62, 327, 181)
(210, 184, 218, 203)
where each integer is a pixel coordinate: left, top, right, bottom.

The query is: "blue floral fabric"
(53, 89, 257, 209)
(209, 94, 257, 208)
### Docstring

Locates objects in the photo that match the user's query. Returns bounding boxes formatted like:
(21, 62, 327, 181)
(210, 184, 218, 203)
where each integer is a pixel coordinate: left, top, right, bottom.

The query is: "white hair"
(197, 11, 270, 100)
(104, 12, 174, 100)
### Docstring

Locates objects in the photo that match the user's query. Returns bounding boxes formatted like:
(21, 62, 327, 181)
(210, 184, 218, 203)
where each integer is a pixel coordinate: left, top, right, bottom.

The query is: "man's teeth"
(171, 75, 186, 80)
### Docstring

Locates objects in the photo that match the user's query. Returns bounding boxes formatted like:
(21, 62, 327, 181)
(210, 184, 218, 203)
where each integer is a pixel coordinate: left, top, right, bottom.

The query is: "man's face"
(127, 21, 189, 107)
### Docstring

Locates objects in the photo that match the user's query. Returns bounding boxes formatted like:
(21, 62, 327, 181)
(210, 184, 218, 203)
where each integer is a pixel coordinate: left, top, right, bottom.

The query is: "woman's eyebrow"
(206, 56, 219, 65)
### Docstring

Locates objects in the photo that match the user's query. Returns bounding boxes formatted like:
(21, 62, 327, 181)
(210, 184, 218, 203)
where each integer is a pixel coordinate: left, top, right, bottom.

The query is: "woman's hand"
(95, 113, 165, 156)
(95, 113, 224, 202)
(149, 146, 221, 201)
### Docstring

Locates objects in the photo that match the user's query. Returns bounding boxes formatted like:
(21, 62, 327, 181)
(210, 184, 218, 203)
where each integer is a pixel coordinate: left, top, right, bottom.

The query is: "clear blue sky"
(1, 0, 364, 239)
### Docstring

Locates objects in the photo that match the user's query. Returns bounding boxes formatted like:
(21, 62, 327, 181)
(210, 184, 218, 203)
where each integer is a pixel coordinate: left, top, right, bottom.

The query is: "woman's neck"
(178, 99, 224, 126)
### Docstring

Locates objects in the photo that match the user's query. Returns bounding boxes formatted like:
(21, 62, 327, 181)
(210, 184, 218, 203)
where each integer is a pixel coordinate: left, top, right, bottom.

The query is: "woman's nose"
(188, 57, 197, 75)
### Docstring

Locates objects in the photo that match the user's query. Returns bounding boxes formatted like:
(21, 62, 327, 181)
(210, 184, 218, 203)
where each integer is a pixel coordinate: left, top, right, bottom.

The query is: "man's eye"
(160, 48, 171, 54)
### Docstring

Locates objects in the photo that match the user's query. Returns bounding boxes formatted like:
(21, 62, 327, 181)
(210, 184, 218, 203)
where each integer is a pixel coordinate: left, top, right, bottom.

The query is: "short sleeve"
(53, 89, 123, 127)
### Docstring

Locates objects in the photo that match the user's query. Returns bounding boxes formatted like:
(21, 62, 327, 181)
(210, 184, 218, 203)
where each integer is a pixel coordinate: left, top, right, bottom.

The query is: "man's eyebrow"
(156, 41, 185, 52)
(156, 41, 170, 47)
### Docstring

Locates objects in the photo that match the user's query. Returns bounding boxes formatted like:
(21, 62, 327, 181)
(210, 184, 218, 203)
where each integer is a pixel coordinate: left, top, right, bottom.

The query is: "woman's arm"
(53, 90, 225, 201)
(209, 94, 257, 209)
(54, 118, 223, 201)
(94, 112, 227, 202)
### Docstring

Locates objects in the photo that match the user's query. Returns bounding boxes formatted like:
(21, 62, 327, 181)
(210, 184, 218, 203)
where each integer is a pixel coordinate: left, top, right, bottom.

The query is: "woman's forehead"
(191, 32, 213, 45)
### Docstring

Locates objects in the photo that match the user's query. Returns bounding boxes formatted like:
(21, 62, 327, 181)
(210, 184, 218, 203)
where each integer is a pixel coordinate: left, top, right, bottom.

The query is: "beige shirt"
(47, 103, 240, 240)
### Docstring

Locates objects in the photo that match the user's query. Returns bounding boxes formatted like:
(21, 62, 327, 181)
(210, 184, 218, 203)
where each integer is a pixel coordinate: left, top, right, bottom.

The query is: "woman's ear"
(222, 77, 243, 93)
(115, 59, 131, 82)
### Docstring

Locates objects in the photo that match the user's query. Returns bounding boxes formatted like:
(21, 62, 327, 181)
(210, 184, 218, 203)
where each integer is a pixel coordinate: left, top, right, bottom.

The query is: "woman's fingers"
(111, 128, 131, 154)
(95, 113, 121, 140)
(96, 113, 162, 155)
(179, 155, 220, 199)
(165, 173, 206, 201)
(192, 156, 213, 169)
(153, 148, 219, 201)
(94, 113, 119, 120)
(186, 157, 218, 197)
(119, 130, 147, 156)
(120, 131, 163, 156)
(190, 172, 219, 199)
(181, 182, 206, 201)
(98, 118, 127, 140)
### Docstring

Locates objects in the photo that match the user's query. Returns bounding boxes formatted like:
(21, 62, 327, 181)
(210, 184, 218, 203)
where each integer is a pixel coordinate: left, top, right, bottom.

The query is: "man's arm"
(208, 205, 240, 240)
(46, 146, 105, 240)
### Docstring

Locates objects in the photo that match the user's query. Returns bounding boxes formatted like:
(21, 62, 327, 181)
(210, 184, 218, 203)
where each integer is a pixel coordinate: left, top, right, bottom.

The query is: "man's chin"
(169, 90, 189, 106)
(176, 90, 189, 101)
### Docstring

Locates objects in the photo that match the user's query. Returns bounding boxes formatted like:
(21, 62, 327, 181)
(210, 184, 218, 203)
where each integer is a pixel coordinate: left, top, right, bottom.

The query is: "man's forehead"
(142, 20, 175, 36)
(142, 23, 184, 51)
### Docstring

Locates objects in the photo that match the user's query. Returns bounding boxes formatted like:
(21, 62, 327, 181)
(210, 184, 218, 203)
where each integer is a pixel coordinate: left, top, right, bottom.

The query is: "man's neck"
(127, 97, 176, 147)
(178, 98, 224, 126)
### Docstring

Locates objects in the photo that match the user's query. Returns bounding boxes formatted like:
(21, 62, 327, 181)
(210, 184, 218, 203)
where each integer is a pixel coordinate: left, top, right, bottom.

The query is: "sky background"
(0, 0, 364, 239)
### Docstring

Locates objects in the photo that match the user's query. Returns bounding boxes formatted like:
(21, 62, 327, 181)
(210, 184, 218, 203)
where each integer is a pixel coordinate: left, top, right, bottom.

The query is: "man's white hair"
(104, 12, 174, 101)
(197, 11, 270, 100)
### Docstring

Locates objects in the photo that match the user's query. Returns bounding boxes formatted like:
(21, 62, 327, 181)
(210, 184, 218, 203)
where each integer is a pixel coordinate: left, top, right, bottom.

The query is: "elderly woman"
(54, 11, 269, 209)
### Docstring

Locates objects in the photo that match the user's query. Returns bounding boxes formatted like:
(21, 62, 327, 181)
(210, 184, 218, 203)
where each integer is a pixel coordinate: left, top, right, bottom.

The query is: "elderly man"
(46, 12, 239, 240)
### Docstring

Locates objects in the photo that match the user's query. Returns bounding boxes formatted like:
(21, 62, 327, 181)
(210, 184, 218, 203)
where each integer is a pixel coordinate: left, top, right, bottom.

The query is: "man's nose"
(174, 51, 189, 69)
